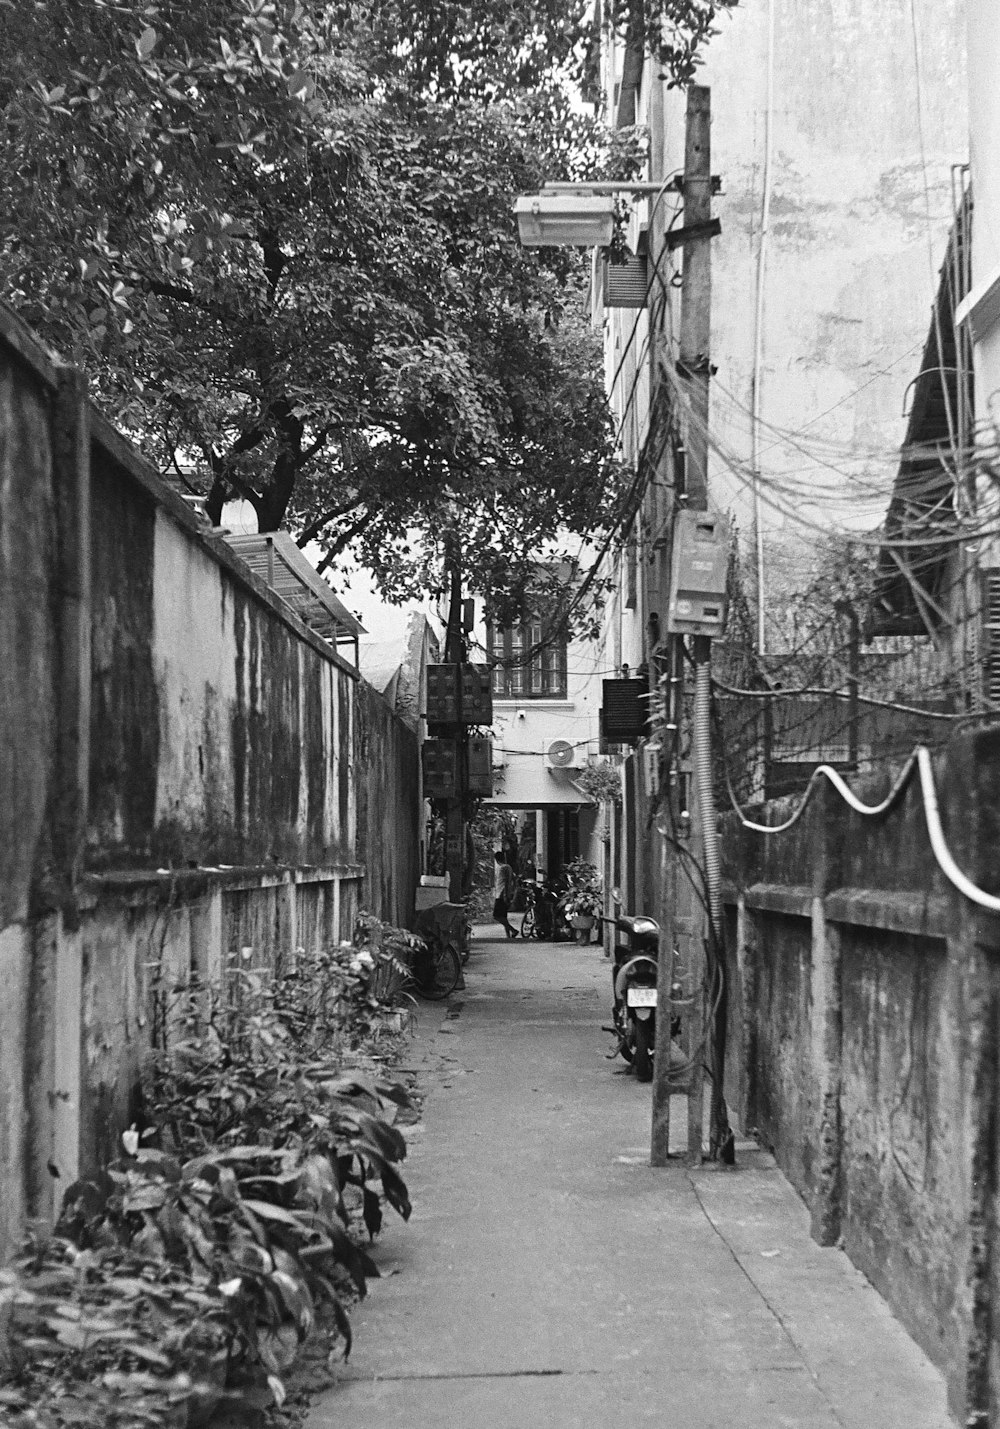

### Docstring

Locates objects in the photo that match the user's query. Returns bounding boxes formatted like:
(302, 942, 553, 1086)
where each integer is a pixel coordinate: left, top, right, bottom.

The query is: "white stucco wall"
(701, 0, 968, 551)
(487, 639, 604, 809)
(966, 0, 1000, 425)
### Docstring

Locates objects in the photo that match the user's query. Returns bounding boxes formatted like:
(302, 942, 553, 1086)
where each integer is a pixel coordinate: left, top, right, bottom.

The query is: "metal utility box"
(467, 737, 494, 796)
(460, 664, 493, 725)
(426, 665, 459, 724)
(426, 663, 493, 726)
(601, 679, 649, 744)
(666, 511, 729, 637)
(422, 739, 458, 797)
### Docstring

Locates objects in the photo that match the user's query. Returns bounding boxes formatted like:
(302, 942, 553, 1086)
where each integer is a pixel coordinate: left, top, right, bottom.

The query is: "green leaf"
(136, 26, 158, 59)
(240, 1198, 310, 1228)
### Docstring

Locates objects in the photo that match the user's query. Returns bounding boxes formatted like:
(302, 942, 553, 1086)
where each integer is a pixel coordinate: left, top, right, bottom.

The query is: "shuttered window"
(488, 619, 568, 699)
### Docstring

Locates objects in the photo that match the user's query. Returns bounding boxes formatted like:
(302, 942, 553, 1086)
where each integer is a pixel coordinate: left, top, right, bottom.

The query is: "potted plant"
(559, 858, 603, 941)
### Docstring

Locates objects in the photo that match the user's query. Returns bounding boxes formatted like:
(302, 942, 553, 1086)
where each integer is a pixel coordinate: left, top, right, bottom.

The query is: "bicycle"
(409, 932, 463, 1000)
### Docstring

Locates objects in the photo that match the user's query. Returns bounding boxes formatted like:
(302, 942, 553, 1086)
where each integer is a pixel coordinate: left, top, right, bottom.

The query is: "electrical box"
(467, 737, 494, 796)
(426, 663, 493, 726)
(460, 664, 493, 725)
(426, 665, 459, 724)
(422, 739, 458, 797)
(666, 511, 729, 637)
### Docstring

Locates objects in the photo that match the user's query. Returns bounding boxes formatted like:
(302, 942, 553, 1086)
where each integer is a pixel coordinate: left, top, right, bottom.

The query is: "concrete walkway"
(307, 932, 953, 1428)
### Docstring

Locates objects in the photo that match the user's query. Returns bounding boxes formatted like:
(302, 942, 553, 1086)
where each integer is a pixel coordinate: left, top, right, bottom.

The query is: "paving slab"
(306, 931, 953, 1429)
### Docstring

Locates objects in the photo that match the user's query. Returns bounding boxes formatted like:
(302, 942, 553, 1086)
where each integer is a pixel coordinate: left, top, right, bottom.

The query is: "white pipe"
(724, 743, 1000, 914)
(916, 747, 1000, 912)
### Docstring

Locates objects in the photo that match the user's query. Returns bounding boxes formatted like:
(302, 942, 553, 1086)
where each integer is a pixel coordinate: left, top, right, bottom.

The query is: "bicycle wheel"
(417, 941, 462, 1000)
(521, 905, 536, 940)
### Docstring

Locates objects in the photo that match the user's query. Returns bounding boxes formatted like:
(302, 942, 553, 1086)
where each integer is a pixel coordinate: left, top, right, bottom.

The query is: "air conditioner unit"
(546, 739, 578, 769)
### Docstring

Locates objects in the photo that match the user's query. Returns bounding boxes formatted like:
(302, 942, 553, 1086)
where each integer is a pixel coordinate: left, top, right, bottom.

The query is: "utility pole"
(442, 538, 467, 904)
(649, 63, 678, 1167)
(682, 86, 713, 1165)
(650, 85, 715, 1166)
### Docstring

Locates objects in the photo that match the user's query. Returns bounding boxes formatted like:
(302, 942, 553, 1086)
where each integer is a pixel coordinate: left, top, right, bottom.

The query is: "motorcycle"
(607, 889, 660, 1081)
(605, 888, 686, 1082)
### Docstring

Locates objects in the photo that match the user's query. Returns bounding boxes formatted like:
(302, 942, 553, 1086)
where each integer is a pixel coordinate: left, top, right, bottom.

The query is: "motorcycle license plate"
(627, 987, 657, 1008)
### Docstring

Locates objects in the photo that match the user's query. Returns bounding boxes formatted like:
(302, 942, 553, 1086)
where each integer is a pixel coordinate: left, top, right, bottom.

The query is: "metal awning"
(224, 531, 365, 664)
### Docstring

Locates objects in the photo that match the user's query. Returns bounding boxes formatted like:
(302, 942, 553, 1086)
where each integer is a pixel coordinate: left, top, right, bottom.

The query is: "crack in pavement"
(686, 1171, 849, 1429)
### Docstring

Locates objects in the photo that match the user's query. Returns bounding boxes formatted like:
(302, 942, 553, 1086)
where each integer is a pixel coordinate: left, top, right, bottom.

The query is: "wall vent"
(983, 570, 1000, 706)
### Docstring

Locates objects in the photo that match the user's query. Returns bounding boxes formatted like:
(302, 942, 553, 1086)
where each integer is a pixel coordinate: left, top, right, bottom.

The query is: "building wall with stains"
(667, 0, 969, 562)
(0, 307, 418, 1255)
(720, 730, 1000, 1422)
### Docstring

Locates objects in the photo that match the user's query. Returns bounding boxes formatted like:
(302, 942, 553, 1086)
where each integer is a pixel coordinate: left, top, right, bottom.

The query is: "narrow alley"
(307, 933, 951, 1429)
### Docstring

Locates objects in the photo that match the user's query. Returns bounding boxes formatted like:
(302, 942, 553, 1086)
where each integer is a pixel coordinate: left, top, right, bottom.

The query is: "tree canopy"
(0, 0, 725, 607)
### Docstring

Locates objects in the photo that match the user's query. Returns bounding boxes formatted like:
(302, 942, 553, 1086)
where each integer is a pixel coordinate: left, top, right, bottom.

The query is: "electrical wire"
(721, 739, 1000, 913)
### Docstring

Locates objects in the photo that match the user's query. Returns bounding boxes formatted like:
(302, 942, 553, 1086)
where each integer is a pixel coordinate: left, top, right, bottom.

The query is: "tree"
(0, 0, 724, 606)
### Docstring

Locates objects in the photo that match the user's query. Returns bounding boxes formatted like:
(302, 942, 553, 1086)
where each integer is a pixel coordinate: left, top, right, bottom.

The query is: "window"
(488, 618, 568, 699)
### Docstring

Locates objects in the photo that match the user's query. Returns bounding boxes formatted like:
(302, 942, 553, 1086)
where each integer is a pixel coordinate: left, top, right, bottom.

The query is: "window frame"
(488, 617, 569, 700)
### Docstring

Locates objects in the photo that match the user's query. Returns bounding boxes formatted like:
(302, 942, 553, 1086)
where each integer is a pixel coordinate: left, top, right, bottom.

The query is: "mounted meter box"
(426, 664, 493, 726)
(460, 664, 493, 725)
(467, 737, 494, 796)
(666, 510, 730, 637)
(422, 739, 458, 798)
(426, 665, 459, 724)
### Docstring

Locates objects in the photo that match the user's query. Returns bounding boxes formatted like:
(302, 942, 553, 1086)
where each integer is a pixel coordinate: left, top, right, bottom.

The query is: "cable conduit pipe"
(723, 744, 1000, 914)
(694, 646, 722, 934)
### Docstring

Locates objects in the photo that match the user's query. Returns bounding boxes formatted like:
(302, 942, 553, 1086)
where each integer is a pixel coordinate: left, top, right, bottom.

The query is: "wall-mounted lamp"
(516, 708, 527, 721)
(514, 193, 615, 248)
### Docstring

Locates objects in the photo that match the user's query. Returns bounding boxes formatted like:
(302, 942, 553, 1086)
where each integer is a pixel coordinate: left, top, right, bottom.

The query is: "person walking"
(492, 851, 518, 940)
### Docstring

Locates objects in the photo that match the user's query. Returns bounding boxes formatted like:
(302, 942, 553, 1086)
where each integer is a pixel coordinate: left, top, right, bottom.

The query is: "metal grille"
(604, 254, 649, 308)
(601, 679, 649, 743)
(983, 570, 1000, 705)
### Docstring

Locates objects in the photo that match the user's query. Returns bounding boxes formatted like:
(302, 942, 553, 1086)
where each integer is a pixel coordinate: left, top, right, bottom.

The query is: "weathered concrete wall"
(694, 0, 968, 544)
(0, 306, 419, 1255)
(355, 679, 420, 930)
(0, 322, 57, 1255)
(721, 730, 1000, 1424)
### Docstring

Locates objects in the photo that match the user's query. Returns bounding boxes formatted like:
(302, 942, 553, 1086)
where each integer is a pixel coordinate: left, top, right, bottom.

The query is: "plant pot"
(568, 914, 595, 930)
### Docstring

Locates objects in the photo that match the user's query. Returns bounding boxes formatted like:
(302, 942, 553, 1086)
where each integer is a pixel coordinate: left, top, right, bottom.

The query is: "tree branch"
(316, 509, 374, 573)
(301, 425, 332, 466)
(296, 498, 363, 548)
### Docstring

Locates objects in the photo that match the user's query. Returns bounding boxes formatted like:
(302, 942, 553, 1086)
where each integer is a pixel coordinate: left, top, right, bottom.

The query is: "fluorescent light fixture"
(514, 193, 615, 248)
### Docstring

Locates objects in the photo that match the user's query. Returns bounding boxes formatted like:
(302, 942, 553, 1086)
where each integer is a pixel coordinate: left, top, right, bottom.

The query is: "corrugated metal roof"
(223, 531, 366, 656)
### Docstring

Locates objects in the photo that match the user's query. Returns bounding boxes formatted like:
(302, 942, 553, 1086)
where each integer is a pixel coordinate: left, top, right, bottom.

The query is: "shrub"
(1, 916, 416, 1426)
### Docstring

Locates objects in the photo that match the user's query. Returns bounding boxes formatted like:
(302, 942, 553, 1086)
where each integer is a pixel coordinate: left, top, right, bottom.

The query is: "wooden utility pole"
(679, 86, 712, 511)
(681, 86, 712, 1164)
(649, 65, 678, 1167)
(650, 85, 714, 1166)
(443, 541, 467, 903)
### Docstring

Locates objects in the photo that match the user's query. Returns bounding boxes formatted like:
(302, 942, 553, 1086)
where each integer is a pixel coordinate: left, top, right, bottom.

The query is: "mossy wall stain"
(0, 352, 55, 925)
(87, 451, 160, 864)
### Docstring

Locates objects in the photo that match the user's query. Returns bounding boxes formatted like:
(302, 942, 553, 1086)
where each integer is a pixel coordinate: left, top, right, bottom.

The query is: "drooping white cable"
(915, 747, 1000, 913)
(724, 750, 918, 835)
(724, 743, 1000, 913)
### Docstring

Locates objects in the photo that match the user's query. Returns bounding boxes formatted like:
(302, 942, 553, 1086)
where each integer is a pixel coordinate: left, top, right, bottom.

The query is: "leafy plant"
(2, 917, 418, 1425)
(559, 857, 603, 920)
(574, 758, 622, 808)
